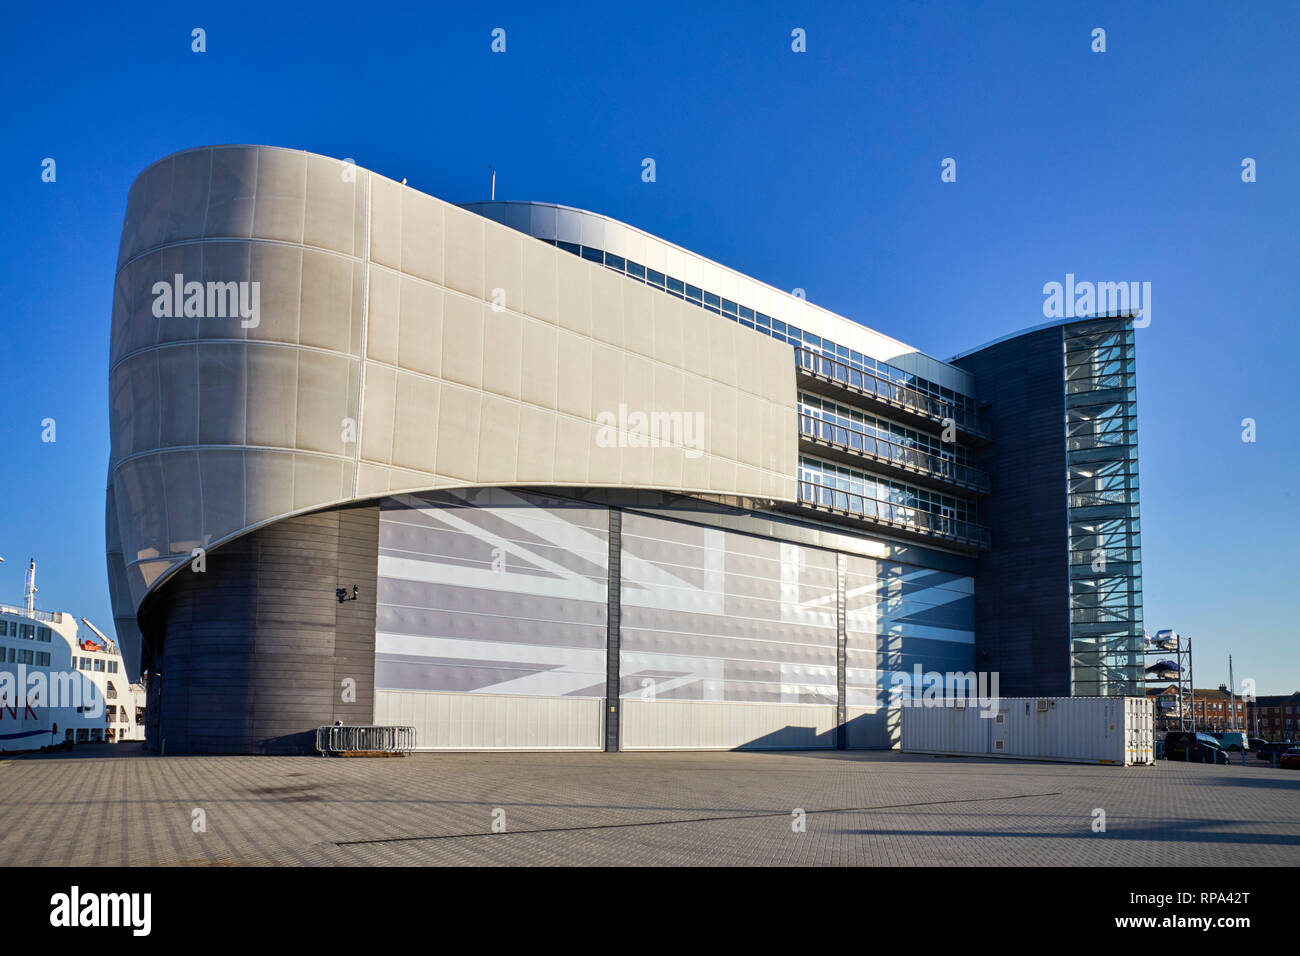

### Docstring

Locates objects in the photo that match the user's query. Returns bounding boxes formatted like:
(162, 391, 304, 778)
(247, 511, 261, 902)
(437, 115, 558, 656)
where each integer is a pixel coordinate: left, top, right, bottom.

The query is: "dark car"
(1210, 731, 1249, 752)
(1255, 740, 1296, 761)
(1164, 732, 1229, 764)
(1278, 748, 1300, 770)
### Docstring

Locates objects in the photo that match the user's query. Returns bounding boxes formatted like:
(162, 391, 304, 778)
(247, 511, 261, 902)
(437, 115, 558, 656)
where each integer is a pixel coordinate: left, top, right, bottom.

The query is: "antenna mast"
(1228, 655, 1236, 731)
(24, 558, 36, 617)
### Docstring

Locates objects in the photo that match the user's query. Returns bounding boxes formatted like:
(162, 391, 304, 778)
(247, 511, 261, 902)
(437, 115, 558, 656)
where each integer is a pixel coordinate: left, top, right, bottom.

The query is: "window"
(20, 624, 34, 640)
(580, 245, 603, 264)
(645, 268, 665, 288)
(37, 627, 51, 642)
(17, 649, 34, 664)
(625, 261, 645, 281)
(684, 284, 702, 303)
(108, 661, 118, 673)
(36, 652, 50, 666)
(666, 277, 684, 298)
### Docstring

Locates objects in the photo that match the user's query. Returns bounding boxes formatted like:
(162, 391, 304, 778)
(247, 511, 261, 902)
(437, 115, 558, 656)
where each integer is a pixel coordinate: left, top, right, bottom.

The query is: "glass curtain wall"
(1064, 317, 1143, 696)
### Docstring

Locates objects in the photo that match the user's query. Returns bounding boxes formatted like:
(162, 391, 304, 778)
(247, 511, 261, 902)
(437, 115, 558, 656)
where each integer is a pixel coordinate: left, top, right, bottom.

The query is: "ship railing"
(0, 604, 62, 623)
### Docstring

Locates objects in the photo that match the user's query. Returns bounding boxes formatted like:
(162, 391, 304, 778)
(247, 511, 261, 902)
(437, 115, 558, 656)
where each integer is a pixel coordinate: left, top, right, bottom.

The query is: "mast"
(1228, 654, 1236, 731)
(23, 558, 36, 617)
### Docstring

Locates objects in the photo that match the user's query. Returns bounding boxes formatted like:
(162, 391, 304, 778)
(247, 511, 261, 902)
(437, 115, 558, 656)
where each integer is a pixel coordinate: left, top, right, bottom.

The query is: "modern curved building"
(107, 145, 1143, 753)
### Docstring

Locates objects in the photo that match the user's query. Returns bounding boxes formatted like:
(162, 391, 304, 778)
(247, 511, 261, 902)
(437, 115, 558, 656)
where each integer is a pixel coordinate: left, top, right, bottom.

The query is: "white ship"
(0, 559, 146, 754)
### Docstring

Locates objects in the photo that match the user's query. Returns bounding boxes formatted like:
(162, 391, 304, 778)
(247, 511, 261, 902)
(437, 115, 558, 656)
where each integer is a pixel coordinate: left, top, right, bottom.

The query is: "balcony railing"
(0, 604, 62, 623)
(1068, 490, 1136, 509)
(798, 413, 990, 493)
(794, 347, 991, 440)
(1067, 434, 1132, 452)
(795, 480, 991, 549)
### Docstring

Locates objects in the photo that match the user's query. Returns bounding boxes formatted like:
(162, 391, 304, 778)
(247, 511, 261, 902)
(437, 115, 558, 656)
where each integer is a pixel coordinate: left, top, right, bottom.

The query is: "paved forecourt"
(0, 745, 1293, 866)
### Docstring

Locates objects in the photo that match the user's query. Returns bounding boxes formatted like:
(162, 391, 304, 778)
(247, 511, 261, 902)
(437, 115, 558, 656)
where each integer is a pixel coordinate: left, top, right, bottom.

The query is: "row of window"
(76, 657, 119, 672)
(797, 456, 978, 525)
(543, 239, 979, 415)
(2, 647, 51, 666)
(0, 620, 52, 641)
(799, 394, 970, 465)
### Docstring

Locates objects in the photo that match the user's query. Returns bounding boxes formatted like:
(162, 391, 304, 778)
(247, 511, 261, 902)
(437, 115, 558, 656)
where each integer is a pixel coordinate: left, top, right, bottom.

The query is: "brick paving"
(1, 744, 1295, 866)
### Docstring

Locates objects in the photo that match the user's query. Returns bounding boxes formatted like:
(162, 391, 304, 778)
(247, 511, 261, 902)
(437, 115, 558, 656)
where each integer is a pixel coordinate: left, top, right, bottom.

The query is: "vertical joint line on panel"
(352, 170, 373, 498)
(605, 507, 622, 752)
(1060, 323, 1071, 695)
(836, 551, 847, 750)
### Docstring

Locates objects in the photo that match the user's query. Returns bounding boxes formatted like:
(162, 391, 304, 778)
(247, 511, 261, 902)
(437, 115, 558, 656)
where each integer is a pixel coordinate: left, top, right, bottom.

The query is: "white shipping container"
(901, 697, 1154, 766)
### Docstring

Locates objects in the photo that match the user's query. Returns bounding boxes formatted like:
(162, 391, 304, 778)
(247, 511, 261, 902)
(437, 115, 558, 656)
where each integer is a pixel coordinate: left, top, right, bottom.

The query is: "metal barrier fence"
(316, 725, 417, 755)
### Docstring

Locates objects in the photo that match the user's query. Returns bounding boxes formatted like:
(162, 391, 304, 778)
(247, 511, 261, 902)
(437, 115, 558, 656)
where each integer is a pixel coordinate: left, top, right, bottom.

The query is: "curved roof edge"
(460, 199, 974, 394)
(948, 312, 1142, 363)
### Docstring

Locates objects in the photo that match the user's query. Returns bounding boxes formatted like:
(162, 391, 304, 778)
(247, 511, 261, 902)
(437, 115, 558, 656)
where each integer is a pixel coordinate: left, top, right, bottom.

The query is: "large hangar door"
(372, 489, 608, 750)
(618, 513, 839, 750)
(844, 555, 976, 749)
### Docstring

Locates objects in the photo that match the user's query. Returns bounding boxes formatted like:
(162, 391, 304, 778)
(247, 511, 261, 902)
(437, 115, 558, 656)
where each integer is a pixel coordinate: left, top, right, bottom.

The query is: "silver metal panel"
(375, 488, 609, 698)
(619, 511, 838, 705)
(554, 206, 581, 244)
(845, 704, 899, 749)
(844, 553, 975, 712)
(620, 699, 837, 750)
(376, 689, 603, 750)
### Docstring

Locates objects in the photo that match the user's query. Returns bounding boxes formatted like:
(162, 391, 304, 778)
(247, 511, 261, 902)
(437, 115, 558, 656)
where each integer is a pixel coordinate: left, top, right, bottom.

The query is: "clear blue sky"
(1, 1, 1296, 693)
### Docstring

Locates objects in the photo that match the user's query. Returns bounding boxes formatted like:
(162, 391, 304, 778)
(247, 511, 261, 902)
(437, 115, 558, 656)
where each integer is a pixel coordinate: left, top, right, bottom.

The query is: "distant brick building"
(1146, 685, 1250, 732)
(1248, 693, 1300, 741)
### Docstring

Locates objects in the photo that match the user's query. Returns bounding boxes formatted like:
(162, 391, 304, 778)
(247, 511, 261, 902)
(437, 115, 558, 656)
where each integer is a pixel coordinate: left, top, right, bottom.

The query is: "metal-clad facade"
(373, 492, 974, 751)
(620, 699, 837, 750)
(375, 689, 603, 750)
